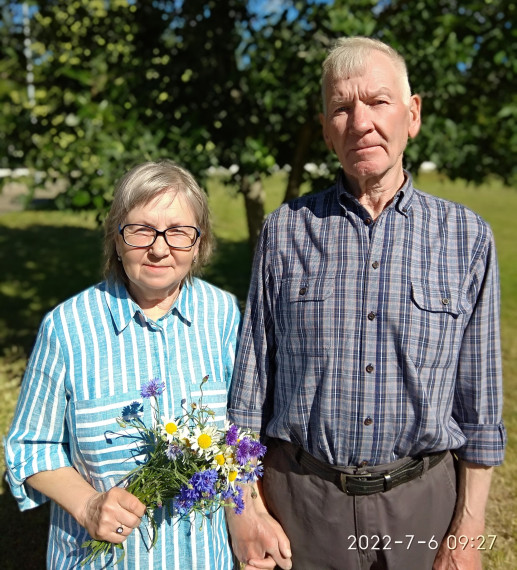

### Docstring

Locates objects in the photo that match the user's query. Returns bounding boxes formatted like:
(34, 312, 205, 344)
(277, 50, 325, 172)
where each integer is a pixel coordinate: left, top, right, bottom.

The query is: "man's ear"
(408, 94, 422, 139)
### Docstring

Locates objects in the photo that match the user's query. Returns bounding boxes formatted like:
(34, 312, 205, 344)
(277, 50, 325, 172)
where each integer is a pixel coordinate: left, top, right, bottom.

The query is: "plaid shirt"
(229, 171, 506, 467)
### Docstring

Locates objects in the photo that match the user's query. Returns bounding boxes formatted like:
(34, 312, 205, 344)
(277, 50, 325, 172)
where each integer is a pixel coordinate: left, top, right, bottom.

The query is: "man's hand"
(226, 482, 292, 570)
(433, 460, 493, 570)
(434, 536, 482, 570)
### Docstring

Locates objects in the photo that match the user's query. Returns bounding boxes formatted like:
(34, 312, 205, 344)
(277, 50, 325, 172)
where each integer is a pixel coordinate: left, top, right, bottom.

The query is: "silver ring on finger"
(116, 525, 124, 534)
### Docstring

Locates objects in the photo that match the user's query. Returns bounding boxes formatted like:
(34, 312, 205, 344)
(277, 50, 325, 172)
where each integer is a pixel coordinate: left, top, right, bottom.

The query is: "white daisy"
(189, 425, 220, 458)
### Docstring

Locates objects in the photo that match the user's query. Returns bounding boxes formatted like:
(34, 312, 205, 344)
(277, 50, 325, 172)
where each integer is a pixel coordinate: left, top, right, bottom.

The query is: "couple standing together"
(5, 37, 505, 570)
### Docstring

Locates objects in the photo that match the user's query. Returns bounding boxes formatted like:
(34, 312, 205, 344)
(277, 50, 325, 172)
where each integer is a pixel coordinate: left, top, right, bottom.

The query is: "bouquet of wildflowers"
(82, 375, 266, 565)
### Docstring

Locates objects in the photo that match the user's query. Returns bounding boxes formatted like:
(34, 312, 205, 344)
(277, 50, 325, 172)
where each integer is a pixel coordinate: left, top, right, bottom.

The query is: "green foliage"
(377, 0, 517, 184)
(0, 0, 515, 218)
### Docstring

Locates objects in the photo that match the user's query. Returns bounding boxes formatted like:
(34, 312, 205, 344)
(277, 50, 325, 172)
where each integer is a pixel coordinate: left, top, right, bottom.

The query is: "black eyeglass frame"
(118, 223, 201, 249)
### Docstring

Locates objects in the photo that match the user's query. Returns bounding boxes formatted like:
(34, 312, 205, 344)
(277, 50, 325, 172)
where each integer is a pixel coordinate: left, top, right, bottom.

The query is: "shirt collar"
(336, 169, 415, 218)
(102, 279, 193, 333)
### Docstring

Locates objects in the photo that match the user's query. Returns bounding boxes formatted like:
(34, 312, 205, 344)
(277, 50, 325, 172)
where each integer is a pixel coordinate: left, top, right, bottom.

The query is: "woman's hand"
(26, 467, 146, 542)
(81, 486, 146, 542)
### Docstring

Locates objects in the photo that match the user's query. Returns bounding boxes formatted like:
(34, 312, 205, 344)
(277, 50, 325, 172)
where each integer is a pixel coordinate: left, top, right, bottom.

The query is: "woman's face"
(117, 191, 200, 308)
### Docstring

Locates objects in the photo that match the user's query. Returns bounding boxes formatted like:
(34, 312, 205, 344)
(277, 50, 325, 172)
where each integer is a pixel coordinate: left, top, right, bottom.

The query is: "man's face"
(320, 51, 421, 187)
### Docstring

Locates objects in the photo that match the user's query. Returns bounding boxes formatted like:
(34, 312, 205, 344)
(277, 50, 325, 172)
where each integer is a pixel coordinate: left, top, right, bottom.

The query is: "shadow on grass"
(0, 477, 49, 568)
(0, 223, 104, 358)
(0, 222, 251, 358)
(0, 220, 251, 567)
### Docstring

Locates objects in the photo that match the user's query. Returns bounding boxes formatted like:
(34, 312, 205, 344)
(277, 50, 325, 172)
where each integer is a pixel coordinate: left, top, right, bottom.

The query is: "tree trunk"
(282, 121, 318, 203)
(240, 174, 265, 254)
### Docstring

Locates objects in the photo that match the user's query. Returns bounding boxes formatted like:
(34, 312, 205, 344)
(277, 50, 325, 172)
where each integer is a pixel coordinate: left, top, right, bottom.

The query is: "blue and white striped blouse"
(4, 277, 241, 569)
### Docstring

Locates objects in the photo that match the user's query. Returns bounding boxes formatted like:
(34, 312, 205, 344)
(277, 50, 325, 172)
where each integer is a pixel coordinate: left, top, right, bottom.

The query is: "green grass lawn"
(0, 172, 515, 568)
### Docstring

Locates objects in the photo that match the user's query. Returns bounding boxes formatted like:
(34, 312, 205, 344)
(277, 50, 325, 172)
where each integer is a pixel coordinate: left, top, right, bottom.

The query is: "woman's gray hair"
(321, 36, 412, 113)
(104, 159, 214, 286)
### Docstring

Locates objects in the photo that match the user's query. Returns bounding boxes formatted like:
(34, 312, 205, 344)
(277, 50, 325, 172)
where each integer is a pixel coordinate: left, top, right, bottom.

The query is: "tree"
(376, 0, 517, 185)
(1, 1, 514, 253)
(0, 2, 35, 171)
(224, 0, 380, 249)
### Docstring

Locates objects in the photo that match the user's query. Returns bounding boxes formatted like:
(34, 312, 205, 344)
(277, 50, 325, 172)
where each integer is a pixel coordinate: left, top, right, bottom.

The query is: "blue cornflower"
(190, 469, 218, 497)
(236, 437, 251, 465)
(222, 486, 245, 514)
(225, 424, 240, 446)
(140, 378, 165, 399)
(249, 440, 267, 459)
(240, 463, 264, 483)
(165, 443, 182, 461)
(174, 483, 199, 515)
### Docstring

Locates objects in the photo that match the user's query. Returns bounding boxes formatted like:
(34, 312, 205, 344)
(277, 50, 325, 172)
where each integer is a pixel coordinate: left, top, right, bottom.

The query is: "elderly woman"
(4, 160, 241, 569)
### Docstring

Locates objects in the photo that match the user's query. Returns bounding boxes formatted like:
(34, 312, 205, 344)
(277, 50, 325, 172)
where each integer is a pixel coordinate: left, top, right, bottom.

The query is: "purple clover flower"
(225, 424, 240, 446)
(140, 378, 165, 399)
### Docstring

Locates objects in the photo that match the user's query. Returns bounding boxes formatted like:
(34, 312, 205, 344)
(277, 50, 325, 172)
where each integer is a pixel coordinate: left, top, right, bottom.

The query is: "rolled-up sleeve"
(3, 314, 73, 510)
(453, 227, 506, 465)
(228, 219, 275, 436)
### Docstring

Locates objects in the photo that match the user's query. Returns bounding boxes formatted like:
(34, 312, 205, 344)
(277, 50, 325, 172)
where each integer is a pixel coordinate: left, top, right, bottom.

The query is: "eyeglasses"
(119, 224, 201, 249)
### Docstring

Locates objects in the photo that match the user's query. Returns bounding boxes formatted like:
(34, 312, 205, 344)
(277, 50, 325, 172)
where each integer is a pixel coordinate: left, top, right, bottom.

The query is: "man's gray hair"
(321, 36, 412, 113)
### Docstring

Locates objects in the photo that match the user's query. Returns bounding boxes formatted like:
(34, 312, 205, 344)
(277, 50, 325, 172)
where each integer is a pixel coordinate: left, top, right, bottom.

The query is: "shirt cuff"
(455, 421, 507, 466)
(4, 444, 73, 511)
(227, 407, 265, 435)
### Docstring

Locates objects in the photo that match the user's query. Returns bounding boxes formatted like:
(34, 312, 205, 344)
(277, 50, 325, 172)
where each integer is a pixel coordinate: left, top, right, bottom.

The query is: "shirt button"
(364, 217, 372, 225)
(441, 297, 450, 305)
(366, 364, 374, 373)
(364, 416, 373, 426)
(367, 311, 376, 321)
(372, 261, 379, 269)
(360, 460, 369, 467)
(299, 287, 307, 295)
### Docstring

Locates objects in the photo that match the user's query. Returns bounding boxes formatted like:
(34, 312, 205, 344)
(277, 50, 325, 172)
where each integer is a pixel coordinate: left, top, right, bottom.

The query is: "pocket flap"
(282, 276, 334, 302)
(411, 280, 466, 316)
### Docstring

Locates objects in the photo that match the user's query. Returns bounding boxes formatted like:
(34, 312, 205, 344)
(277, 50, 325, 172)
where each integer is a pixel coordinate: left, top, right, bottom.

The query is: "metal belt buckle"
(383, 473, 393, 491)
(339, 471, 372, 494)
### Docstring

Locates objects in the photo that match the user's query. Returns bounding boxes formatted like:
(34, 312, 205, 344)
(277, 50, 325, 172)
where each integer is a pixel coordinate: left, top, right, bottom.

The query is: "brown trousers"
(261, 439, 457, 570)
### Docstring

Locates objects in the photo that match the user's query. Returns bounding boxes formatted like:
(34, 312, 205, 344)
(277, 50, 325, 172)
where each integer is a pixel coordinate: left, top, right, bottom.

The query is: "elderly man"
(227, 37, 506, 570)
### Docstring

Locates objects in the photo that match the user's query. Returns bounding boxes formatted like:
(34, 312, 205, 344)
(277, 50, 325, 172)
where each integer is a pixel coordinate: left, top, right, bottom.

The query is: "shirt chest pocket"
(73, 392, 148, 487)
(278, 276, 333, 356)
(409, 280, 471, 368)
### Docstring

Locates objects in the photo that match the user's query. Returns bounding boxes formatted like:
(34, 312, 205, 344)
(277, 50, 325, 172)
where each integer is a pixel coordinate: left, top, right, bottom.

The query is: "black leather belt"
(295, 447, 448, 496)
